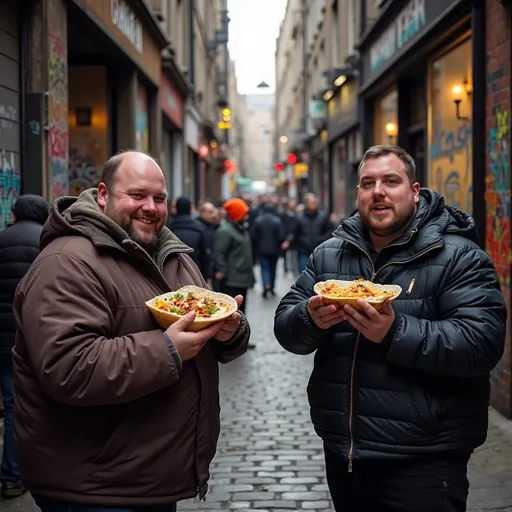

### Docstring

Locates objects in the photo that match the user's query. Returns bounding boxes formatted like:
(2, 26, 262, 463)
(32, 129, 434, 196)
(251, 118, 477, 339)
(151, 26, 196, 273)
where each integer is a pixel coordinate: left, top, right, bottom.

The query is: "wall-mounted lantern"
(451, 79, 472, 122)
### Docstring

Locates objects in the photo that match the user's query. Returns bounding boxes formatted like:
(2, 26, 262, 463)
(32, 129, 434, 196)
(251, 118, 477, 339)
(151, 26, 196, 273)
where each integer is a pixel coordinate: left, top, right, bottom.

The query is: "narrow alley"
(2, 266, 512, 512)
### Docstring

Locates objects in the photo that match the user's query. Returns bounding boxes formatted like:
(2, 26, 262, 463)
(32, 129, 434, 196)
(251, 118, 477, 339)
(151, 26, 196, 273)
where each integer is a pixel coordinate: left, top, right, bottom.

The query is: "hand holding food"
(214, 295, 244, 342)
(165, 311, 226, 361)
(307, 295, 346, 330)
(342, 298, 395, 343)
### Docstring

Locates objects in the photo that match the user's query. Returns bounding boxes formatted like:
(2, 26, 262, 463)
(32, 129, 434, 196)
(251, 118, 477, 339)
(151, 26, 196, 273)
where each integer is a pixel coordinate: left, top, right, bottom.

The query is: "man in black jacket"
(0, 194, 48, 499)
(166, 196, 212, 285)
(274, 145, 506, 512)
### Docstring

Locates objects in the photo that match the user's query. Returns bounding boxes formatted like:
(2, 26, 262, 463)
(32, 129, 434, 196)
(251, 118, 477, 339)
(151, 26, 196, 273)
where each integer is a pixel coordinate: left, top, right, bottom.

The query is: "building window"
(373, 88, 398, 145)
(427, 37, 472, 213)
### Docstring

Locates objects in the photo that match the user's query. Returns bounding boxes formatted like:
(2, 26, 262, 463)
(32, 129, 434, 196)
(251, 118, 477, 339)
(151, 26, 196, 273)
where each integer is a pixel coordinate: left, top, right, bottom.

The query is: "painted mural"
(0, 151, 20, 229)
(48, 20, 69, 198)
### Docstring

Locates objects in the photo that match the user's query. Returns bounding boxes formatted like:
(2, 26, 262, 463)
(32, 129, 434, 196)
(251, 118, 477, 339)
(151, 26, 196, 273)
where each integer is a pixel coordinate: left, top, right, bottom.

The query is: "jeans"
(324, 446, 469, 511)
(284, 249, 297, 273)
(258, 256, 278, 289)
(298, 253, 310, 274)
(0, 355, 19, 485)
(34, 497, 177, 512)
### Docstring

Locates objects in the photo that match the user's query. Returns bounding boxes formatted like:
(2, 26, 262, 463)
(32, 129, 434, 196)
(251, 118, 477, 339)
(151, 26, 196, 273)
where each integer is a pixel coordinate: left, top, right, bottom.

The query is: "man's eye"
(155, 197, 166, 203)
(130, 193, 143, 199)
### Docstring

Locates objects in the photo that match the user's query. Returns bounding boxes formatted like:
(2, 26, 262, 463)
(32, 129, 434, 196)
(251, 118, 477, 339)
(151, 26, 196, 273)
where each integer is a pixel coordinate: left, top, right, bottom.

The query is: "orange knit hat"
(223, 198, 250, 223)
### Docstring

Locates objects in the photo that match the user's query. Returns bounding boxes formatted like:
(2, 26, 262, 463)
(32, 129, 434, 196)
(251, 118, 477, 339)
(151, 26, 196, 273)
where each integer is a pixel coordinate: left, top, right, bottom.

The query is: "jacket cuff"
(213, 313, 248, 350)
(163, 332, 183, 372)
(300, 300, 329, 337)
(380, 314, 401, 352)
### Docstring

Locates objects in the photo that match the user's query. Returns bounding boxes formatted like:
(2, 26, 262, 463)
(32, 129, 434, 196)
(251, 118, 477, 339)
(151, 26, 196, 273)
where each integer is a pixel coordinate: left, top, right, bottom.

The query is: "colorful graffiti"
(429, 119, 473, 214)
(486, 108, 510, 290)
(68, 148, 99, 196)
(48, 21, 69, 198)
(136, 83, 149, 153)
(0, 151, 20, 229)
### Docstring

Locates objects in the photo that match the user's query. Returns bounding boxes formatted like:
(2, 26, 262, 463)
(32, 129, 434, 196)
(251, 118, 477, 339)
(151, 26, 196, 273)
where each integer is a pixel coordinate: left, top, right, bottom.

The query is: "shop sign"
(161, 74, 183, 129)
(111, 0, 143, 54)
(370, 0, 425, 73)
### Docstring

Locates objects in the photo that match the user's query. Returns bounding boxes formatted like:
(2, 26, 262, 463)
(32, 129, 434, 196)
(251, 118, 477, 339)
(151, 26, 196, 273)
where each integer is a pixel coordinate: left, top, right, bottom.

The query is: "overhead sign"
(370, 0, 425, 72)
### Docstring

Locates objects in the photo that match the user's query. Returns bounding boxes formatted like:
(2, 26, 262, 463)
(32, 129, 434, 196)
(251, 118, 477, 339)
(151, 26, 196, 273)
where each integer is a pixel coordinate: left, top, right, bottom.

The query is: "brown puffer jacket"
(12, 190, 250, 507)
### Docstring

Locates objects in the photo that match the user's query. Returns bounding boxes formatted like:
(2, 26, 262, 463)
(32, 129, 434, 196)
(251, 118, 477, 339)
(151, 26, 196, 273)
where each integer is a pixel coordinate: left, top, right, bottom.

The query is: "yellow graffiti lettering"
(497, 111, 508, 140)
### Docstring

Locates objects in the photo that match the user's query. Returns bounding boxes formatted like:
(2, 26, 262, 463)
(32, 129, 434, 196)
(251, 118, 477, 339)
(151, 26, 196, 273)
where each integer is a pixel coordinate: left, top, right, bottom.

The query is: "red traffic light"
(275, 162, 285, 171)
(287, 153, 297, 165)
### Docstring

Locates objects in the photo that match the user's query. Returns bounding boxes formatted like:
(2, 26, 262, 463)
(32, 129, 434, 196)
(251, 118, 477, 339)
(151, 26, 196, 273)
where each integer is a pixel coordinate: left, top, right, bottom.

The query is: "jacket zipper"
(332, 231, 442, 472)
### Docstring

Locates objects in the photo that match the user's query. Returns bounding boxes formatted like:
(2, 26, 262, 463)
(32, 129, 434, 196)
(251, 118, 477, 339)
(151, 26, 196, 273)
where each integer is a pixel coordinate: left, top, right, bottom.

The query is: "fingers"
(234, 295, 244, 308)
(308, 295, 324, 309)
(343, 304, 370, 329)
(172, 311, 197, 330)
(382, 299, 393, 315)
(194, 319, 227, 341)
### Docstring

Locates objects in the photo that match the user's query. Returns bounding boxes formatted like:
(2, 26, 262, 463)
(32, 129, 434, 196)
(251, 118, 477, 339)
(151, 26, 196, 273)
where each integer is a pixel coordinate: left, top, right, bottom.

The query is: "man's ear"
(97, 182, 108, 210)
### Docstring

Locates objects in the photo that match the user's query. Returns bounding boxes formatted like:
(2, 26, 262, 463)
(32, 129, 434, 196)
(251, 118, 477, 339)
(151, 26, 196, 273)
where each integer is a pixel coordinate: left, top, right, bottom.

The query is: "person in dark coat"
(166, 196, 212, 285)
(250, 203, 286, 297)
(0, 194, 48, 499)
(274, 145, 506, 511)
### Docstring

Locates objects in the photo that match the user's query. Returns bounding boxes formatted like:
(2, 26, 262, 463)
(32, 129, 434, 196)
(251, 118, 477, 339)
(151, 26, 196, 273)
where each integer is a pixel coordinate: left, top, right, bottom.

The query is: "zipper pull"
(371, 272, 376, 281)
(348, 459, 353, 473)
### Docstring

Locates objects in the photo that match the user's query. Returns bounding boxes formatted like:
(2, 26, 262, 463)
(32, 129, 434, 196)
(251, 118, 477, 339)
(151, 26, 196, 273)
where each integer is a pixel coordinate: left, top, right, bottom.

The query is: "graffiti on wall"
(69, 148, 100, 196)
(48, 21, 69, 198)
(486, 108, 510, 289)
(0, 151, 20, 229)
(429, 119, 473, 213)
(135, 83, 149, 153)
(487, 108, 510, 382)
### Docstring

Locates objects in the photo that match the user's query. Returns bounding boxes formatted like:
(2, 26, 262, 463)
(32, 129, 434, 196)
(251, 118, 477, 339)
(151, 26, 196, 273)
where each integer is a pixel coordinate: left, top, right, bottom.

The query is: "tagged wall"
(486, 0, 512, 416)
(48, 0, 69, 199)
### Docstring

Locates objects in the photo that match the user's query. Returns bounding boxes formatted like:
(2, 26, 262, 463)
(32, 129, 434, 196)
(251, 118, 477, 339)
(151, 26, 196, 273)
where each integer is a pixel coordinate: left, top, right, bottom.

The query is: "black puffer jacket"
(293, 210, 333, 255)
(274, 189, 506, 462)
(251, 204, 286, 257)
(0, 194, 48, 355)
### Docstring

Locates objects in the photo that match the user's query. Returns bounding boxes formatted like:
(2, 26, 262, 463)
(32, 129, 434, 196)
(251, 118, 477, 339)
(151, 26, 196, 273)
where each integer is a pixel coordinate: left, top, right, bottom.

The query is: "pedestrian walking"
(12, 151, 251, 512)
(0, 194, 48, 499)
(274, 144, 506, 511)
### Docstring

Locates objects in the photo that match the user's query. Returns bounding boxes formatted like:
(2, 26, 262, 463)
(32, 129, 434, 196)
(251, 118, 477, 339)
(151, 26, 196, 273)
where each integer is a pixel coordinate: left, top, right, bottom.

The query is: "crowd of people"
(0, 145, 507, 512)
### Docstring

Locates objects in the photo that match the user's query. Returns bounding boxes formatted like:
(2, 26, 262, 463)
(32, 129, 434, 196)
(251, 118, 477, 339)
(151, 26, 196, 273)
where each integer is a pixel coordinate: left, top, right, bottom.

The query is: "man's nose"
(142, 199, 157, 212)
(373, 182, 386, 196)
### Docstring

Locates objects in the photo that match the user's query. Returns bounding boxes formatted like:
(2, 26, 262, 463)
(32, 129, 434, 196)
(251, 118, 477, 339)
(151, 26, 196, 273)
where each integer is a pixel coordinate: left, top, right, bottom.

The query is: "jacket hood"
(12, 194, 49, 224)
(334, 188, 479, 246)
(40, 188, 192, 258)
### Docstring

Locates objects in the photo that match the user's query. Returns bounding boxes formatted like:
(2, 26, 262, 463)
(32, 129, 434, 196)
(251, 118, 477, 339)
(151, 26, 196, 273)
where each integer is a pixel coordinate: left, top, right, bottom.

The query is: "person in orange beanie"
(214, 199, 255, 342)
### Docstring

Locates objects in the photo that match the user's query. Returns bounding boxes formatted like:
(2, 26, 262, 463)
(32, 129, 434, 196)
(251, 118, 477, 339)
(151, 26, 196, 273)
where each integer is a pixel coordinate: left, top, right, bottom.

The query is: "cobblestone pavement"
(3, 264, 512, 511)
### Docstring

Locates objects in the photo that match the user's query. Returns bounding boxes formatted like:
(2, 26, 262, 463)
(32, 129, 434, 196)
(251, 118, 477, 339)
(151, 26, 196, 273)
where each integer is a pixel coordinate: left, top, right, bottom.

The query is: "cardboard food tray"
(313, 280, 402, 312)
(146, 285, 238, 331)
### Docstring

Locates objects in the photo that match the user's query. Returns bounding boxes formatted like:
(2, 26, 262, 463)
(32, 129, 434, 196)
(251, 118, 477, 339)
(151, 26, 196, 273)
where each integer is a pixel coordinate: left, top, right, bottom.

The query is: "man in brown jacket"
(12, 151, 251, 512)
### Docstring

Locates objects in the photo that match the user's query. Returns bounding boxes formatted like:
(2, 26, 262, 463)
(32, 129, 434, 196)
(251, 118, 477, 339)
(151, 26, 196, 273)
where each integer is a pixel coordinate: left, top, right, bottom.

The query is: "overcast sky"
(227, 0, 288, 95)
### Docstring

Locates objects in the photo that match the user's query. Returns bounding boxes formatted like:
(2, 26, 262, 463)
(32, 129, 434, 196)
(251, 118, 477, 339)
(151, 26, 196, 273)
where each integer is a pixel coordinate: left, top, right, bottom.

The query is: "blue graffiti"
(434, 166, 473, 213)
(488, 123, 509, 193)
(0, 152, 21, 230)
(430, 122, 472, 183)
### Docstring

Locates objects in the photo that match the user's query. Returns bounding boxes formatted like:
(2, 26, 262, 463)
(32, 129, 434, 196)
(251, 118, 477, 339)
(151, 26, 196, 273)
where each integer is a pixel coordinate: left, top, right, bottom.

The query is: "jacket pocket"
(86, 416, 132, 478)
(408, 384, 443, 433)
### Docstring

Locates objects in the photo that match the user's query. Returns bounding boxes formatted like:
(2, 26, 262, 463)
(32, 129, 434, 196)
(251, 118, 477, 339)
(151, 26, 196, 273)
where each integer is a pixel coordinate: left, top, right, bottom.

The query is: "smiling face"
(357, 153, 420, 247)
(97, 153, 168, 251)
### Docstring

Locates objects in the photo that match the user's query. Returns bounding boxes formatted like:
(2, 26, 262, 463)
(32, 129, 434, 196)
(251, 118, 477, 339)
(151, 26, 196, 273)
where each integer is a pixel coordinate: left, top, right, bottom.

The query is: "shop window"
(136, 82, 150, 153)
(373, 88, 398, 145)
(68, 66, 109, 196)
(427, 37, 472, 213)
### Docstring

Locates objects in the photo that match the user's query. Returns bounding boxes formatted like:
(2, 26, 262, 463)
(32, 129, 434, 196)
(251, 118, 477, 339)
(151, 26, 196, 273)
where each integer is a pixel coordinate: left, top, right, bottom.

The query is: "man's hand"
(343, 299, 395, 343)
(307, 295, 346, 330)
(281, 241, 290, 250)
(215, 295, 244, 342)
(165, 312, 226, 361)
(215, 271, 225, 282)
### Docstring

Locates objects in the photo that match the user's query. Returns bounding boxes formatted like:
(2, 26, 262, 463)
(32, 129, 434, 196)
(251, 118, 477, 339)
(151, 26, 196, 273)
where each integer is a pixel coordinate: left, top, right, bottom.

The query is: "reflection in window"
(373, 89, 398, 145)
(428, 38, 472, 213)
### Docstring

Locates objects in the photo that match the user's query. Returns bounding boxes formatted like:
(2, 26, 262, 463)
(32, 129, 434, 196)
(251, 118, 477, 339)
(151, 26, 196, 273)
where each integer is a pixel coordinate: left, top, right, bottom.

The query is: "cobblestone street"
(2, 264, 512, 511)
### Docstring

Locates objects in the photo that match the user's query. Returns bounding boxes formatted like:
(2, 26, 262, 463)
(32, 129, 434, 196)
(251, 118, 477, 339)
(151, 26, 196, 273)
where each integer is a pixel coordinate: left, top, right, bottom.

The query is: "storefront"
(326, 77, 361, 221)
(160, 71, 187, 200)
(0, 1, 22, 229)
(66, 0, 166, 195)
(358, 0, 481, 227)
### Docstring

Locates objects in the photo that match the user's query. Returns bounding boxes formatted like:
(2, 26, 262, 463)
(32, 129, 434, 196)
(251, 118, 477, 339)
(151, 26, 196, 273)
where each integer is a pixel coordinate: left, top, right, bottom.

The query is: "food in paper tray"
(146, 285, 238, 331)
(313, 279, 402, 312)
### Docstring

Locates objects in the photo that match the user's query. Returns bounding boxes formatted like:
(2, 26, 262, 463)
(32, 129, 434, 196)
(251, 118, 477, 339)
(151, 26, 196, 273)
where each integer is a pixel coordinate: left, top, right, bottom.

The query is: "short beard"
(127, 226, 158, 253)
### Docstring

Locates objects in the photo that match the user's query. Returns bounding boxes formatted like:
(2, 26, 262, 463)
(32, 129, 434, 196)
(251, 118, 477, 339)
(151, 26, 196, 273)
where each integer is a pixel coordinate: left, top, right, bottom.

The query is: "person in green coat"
(214, 198, 255, 319)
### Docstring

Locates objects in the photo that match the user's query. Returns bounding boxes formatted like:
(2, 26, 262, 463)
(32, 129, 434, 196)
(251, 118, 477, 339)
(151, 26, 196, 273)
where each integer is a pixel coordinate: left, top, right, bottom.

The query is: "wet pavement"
(2, 264, 512, 511)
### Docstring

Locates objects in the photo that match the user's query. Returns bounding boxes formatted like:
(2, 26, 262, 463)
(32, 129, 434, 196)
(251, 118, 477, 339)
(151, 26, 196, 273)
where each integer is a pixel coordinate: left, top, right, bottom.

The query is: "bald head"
(101, 151, 161, 190)
(199, 201, 218, 224)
